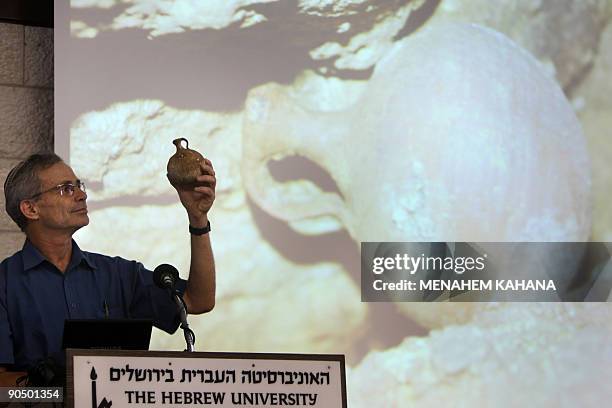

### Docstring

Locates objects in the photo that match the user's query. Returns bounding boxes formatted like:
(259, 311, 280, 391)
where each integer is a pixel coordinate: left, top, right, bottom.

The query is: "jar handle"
(173, 138, 189, 150)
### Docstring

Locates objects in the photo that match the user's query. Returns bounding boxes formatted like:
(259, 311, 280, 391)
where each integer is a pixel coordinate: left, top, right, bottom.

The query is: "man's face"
(31, 162, 89, 233)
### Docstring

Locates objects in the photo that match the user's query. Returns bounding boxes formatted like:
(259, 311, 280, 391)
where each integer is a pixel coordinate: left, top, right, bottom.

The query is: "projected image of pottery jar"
(167, 138, 205, 188)
(241, 23, 591, 243)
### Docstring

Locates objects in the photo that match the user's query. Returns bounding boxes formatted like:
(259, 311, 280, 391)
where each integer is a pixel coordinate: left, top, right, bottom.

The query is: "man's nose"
(75, 187, 87, 201)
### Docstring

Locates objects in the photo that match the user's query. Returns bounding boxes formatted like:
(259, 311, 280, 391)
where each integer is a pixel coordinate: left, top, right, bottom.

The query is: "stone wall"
(0, 22, 53, 260)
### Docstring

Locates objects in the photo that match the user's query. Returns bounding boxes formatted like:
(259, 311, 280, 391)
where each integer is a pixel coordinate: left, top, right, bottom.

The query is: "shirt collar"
(21, 239, 45, 271)
(70, 240, 96, 271)
(21, 239, 96, 272)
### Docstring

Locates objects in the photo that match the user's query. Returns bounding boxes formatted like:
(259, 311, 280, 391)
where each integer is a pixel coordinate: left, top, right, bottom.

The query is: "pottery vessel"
(241, 23, 591, 243)
(167, 138, 204, 187)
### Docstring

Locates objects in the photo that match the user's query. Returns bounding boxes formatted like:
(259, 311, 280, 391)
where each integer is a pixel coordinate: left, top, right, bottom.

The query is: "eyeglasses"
(30, 180, 86, 199)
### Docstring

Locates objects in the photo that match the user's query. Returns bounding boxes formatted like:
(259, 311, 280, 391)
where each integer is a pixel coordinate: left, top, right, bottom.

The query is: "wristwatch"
(189, 220, 211, 235)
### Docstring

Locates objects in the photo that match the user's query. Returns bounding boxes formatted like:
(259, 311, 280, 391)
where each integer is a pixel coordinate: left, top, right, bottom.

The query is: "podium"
(66, 349, 347, 407)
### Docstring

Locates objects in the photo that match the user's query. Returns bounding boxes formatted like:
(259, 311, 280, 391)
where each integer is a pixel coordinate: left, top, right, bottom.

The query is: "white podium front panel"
(67, 349, 346, 408)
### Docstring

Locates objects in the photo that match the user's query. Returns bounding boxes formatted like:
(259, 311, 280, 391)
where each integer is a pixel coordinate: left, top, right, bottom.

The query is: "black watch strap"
(189, 220, 211, 235)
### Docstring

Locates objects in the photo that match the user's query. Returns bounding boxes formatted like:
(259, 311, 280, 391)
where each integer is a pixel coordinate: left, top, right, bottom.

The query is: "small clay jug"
(167, 138, 204, 187)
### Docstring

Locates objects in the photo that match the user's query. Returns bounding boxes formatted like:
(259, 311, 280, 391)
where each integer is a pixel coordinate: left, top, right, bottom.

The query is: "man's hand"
(176, 159, 216, 226)
(0, 369, 25, 387)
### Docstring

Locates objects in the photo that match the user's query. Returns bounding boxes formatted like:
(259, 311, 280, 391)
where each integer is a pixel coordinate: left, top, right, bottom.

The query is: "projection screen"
(55, 1, 612, 406)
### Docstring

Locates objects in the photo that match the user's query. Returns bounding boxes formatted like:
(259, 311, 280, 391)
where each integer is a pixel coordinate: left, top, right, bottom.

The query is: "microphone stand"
(172, 290, 196, 352)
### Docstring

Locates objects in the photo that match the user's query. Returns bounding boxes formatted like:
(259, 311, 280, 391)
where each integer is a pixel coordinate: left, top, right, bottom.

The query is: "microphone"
(152, 264, 196, 351)
(153, 264, 179, 291)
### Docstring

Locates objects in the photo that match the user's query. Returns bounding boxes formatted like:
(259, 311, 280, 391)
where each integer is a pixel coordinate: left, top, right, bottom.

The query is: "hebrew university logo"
(90, 367, 112, 408)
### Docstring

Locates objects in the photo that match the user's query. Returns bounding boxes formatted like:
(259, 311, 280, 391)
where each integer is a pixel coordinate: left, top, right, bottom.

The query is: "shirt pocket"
(104, 303, 126, 319)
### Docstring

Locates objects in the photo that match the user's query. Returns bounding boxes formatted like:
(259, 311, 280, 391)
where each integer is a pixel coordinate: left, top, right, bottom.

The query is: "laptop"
(62, 319, 153, 351)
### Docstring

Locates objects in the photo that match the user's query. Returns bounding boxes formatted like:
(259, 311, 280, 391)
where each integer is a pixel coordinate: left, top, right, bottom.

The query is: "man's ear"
(19, 200, 40, 222)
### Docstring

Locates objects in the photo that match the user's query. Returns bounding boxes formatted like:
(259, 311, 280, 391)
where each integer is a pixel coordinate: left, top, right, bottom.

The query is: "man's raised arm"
(174, 159, 217, 314)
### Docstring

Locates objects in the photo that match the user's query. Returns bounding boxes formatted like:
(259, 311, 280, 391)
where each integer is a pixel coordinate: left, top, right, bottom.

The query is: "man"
(0, 152, 216, 376)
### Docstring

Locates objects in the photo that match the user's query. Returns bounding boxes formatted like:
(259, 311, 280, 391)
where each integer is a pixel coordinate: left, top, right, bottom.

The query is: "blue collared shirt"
(0, 239, 186, 370)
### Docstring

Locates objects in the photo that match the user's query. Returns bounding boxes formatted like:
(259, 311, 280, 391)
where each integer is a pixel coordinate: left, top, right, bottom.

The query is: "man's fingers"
(200, 160, 215, 176)
(196, 174, 216, 185)
(194, 186, 215, 196)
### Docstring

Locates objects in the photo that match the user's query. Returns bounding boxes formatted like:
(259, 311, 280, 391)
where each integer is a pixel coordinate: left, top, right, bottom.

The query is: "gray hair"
(3, 153, 64, 231)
